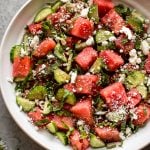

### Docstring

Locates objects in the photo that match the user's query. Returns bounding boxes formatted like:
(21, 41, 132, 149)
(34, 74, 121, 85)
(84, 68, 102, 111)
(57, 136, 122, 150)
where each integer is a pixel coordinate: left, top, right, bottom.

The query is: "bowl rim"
(0, 0, 150, 149)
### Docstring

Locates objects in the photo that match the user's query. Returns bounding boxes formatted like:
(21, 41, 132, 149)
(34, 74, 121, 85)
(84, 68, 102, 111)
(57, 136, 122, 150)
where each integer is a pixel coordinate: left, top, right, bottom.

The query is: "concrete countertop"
(0, 0, 149, 150)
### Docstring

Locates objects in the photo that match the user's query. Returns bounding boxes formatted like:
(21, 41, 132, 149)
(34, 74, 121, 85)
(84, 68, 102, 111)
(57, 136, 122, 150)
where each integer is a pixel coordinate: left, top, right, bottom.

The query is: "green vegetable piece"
(10, 45, 22, 62)
(95, 30, 114, 44)
(88, 4, 99, 24)
(34, 7, 53, 23)
(35, 119, 50, 126)
(56, 88, 76, 105)
(52, 1, 63, 12)
(54, 68, 70, 85)
(97, 42, 115, 51)
(46, 122, 58, 134)
(125, 71, 145, 89)
(66, 52, 73, 72)
(16, 96, 35, 112)
(14, 77, 26, 82)
(100, 71, 110, 86)
(90, 134, 105, 148)
(107, 142, 122, 149)
(136, 85, 148, 99)
(90, 58, 103, 74)
(75, 42, 87, 51)
(23, 33, 31, 52)
(54, 43, 67, 62)
(43, 100, 52, 115)
(27, 86, 47, 100)
(132, 10, 145, 23)
(56, 132, 68, 145)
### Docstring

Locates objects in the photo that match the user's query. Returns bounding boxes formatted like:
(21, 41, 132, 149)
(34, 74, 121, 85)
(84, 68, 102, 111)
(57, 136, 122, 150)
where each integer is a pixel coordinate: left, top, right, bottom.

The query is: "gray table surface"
(0, 0, 150, 150)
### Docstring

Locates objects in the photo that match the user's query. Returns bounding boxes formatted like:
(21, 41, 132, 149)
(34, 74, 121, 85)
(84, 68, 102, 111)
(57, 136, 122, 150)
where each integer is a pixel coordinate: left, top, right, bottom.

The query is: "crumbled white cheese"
(60, 0, 69, 3)
(147, 38, 150, 43)
(126, 127, 132, 137)
(7, 77, 13, 83)
(118, 74, 126, 82)
(47, 54, 55, 60)
(70, 71, 77, 83)
(129, 56, 137, 65)
(86, 36, 94, 46)
(20, 48, 28, 57)
(129, 49, 136, 57)
(109, 36, 116, 42)
(147, 77, 150, 86)
(16, 91, 21, 96)
(102, 41, 108, 46)
(119, 132, 126, 140)
(141, 40, 150, 55)
(119, 49, 123, 53)
(80, 8, 89, 18)
(130, 109, 138, 120)
(30, 35, 39, 50)
(136, 58, 142, 64)
(95, 111, 107, 115)
(98, 24, 102, 29)
(145, 19, 150, 24)
(120, 26, 133, 40)
(88, 0, 93, 6)
(77, 120, 85, 126)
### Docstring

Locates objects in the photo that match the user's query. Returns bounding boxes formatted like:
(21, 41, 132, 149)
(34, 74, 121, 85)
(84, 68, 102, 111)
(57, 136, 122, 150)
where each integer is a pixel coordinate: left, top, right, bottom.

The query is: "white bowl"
(0, 0, 150, 149)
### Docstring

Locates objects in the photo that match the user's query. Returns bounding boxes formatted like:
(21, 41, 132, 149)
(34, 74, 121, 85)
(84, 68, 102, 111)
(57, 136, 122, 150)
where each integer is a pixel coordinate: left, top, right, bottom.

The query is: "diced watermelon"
(75, 47, 98, 71)
(28, 23, 42, 35)
(33, 38, 56, 57)
(93, 0, 114, 17)
(13, 56, 31, 78)
(115, 34, 135, 54)
(70, 98, 94, 125)
(47, 12, 63, 24)
(132, 104, 150, 126)
(95, 127, 121, 142)
(66, 37, 79, 48)
(28, 107, 43, 122)
(51, 115, 74, 130)
(64, 83, 76, 93)
(99, 50, 124, 71)
(69, 130, 89, 150)
(145, 53, 150, 74)
(101, 9, 126, 34)
(75, 74, 99, 95)
(100, 82, 127, 110)
(127, 88, 142, 108)
(70, 17, 94, 39)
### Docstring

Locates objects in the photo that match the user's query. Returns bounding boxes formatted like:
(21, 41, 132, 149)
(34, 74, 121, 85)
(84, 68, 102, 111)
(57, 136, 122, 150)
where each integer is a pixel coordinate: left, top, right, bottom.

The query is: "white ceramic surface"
(0, 0, 150, 149)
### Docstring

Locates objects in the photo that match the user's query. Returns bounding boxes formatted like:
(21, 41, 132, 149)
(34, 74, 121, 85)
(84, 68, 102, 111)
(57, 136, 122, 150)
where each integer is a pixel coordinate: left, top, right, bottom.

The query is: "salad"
(10, 0, 150, 149)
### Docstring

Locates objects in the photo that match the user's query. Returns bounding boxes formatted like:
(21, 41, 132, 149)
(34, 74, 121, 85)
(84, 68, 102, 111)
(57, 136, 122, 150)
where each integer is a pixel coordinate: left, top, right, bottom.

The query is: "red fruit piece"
(70, 98, 94, 125)
(75, 47, 98, 71)
(100, 82, 127, 110)
(33, 38, 56, 58)
(95, 127, 121, 142)
(75, 74, 99, 95)
(28, 23, 42, 35)
(93, 0, 114, 17)
(99, 50, 124, 71)
(70, 17, 94, 39)
(13, 56, 31, 78)
(127, 88, 142, 108)
(69, 130, 89, 150)
(101, 9, 126, 34)
(64, 83, 76, 93)
(115, 34, 135, 54)
(145, 53, 150, 74)
(51, 115, 74, 130)
(132, 104, 150, 126)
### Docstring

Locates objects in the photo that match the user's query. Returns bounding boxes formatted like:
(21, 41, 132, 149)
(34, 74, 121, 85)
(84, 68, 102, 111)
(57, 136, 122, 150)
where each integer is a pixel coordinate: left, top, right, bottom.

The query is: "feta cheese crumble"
(141, 40, 150, 55)
(80, 8, 89, 18)
(70, 71, 77, 83)
(30, 35, 39, 50)
(120, 26, 133, 40)
(86, 36, 94, 46)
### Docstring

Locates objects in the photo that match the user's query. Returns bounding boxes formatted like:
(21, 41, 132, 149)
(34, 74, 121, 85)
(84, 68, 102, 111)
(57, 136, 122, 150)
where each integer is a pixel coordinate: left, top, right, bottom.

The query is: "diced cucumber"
(56, 132, 68, 145)
(88, 4, 99, 24)
(34, 7, 53, 23)
(75, 42, 87, 51)
(52, 1, 63, 12)
(46, 122, 58, 134)
(66, 52, 73, 72)
(35, 119, 50, 126)
(90, 134, 105, 148)
(10, 45, 22, 62)
(131, 10, 145, 23)
(14, 77, 26, 82)
(136, 85, 148, 99)
(54, 68, 70, 85)
(16, 96, 35, 112)
(95, 30, 114, 44)
(56, 88, 76, 105)
(90, 58, 103, 74)
(42, 100, 52, 115)
(97, 42, 115, 51)
(125, 71, 145, 89)
(27, 86, 47, 100)
(54, 43, 67, 62)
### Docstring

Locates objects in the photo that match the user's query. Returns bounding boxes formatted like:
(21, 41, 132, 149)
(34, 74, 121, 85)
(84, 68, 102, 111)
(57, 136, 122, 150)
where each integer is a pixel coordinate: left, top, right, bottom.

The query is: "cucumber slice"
(10, 45, 22, 62)
(54, 68, 70, 85)
(42, 100, 52, 115)
(54, 43, 67, 62)
(27, 86, 47, 100)
(136, 85, 148, 99)
(52, 1, 63, 12)
(34, 7, 53, 23)
(88, 4, 99, 24)
(47, 122, 58, 134)
(90, 134, 105, 148)
(56, 88, 76, 105)
(16, 96, 35, 112)
(56, 132, 68, 145)
(75, 42, 87, 51)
